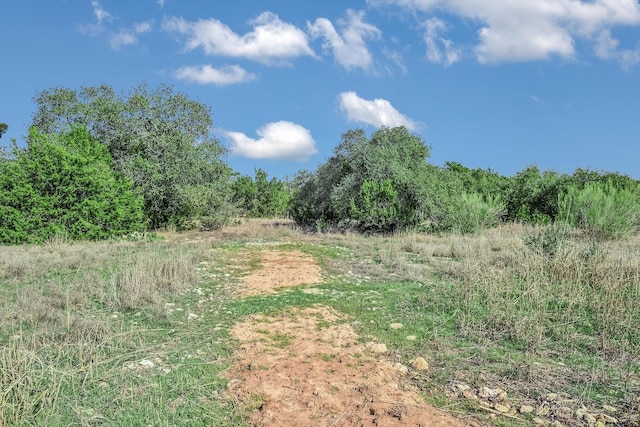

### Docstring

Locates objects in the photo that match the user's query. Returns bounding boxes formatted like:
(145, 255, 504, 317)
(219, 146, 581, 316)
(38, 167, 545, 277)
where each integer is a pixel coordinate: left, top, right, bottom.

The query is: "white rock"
(138, 359, 155, 368)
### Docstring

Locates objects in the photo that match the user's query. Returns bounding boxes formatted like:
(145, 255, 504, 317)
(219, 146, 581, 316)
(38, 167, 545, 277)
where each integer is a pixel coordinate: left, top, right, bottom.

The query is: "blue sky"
(1, 0, 639, 180)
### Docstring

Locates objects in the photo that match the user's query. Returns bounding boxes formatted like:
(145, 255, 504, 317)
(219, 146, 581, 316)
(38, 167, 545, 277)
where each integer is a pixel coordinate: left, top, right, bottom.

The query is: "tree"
(232, 169, 292, 218)
(0, 126, 145, 244)
(31, 84, 234, 229)
(0, 123, 7, 139)
(291, 126, 465, 232)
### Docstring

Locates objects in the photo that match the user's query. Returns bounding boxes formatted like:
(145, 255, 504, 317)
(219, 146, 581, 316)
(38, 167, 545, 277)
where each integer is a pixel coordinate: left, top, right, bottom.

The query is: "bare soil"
(224, 249, 478, 426)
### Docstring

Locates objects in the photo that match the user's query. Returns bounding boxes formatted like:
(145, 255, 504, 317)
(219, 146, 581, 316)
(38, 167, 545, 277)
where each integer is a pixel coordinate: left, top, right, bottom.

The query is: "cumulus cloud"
(109, 20, 153, 51)
(370, 0, 640, 66)
(163, 12, 315, 65)
(174, 64, 256, 85)
(307, 9, 382, 71)
(227, 121, 317, 161)
(338, 91, 418, 131)
(424, 17, 461, 66)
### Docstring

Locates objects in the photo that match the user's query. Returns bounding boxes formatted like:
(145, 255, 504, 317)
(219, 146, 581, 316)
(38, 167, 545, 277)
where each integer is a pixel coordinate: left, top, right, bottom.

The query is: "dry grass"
(0, 239, 211, 426)
(1, 219, 638, 426)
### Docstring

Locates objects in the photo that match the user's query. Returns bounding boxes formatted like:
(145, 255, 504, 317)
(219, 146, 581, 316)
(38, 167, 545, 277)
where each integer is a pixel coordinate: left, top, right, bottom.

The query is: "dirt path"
(223, 250, 478, 426)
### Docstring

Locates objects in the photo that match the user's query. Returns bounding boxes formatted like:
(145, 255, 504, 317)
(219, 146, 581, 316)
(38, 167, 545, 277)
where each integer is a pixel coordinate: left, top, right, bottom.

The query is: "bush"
(450, 192, 506, 234)
(0, 126, 145, 244)
(558, 181, 640, 240)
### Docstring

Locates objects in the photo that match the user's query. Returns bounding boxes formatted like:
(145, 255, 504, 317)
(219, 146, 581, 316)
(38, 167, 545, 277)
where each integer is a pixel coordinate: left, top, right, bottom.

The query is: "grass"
(1, 219, 639, 426)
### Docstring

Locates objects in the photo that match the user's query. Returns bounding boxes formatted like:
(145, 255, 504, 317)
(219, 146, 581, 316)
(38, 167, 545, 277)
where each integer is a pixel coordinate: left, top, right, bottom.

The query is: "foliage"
(291, 126, 466, 232)
(0, 126, 145, 244)
(347, 179, 403, 232)
(232, 169, 291, 218)
(450, 192, 506, 234)
(523, 221, 572, 259)
(31, 84, 234, 230)
(445, 161, 508, 200)
(0, 123, 7, 139)
(558, 181, 640, 240)
(503, 165, 571, 224)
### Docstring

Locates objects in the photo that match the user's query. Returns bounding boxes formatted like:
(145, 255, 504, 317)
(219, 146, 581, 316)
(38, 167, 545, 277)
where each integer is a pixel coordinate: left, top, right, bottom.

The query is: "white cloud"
(163, 12, 315, 65)
(157, 0, 166, 8)
(109, 20, 153, 51)
(382, 47, 408, 75)
(80, 0, 112, 35)
(227, 121, 317, 161)
(424, 17, 461, 66)
(91, 0, 111, 25)
(594, 29, 640, 70)
(174, 64, 256, 86)
(370, 0, 640, 66)
(307, 9, 382, 71)
(338, 91, 418, 131)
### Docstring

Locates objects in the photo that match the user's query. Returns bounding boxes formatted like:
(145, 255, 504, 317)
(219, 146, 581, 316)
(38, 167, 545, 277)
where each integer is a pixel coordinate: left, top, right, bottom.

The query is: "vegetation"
(1, 221, 638, 426)
(290, 126, 470, 233)
(232, 168, 291, 218)
(30, 84, 235, 230)
(0, 126, 145, 244)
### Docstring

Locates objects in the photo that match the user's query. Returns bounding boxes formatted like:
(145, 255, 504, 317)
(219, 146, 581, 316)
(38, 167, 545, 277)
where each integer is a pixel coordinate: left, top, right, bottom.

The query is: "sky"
(1, 0, 639, 180)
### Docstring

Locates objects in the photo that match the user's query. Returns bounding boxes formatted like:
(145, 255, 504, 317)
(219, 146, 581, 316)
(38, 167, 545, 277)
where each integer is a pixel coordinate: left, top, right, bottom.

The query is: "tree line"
(1, 84, 638, 244)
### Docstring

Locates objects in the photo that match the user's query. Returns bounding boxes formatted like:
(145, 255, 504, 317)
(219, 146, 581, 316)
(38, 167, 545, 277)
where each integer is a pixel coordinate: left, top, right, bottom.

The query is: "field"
(1, 219, 638, 426)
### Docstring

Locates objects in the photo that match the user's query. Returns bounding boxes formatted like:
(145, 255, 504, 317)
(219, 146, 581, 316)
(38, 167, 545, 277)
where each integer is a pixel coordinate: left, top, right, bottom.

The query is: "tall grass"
(0, 240, 219, 426)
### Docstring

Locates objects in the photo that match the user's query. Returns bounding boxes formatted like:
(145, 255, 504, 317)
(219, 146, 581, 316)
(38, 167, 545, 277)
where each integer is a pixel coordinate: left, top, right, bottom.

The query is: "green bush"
(232, 169, 291, 218)
(450, 192, 505, 234)
(558, 181, 640, 240)
(348, 179, 404, 232)
(31, 84, 235, 230)
(0, 126, 145, 244)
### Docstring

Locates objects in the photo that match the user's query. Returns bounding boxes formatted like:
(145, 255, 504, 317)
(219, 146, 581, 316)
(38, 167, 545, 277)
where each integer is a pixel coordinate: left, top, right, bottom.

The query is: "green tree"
(0, 123, 7, 139)
(232, 169, 292, 218)
(31, 84, 234, 229)
(291, 126, 465, 232)
(504, 166, 570, 224)
(0, 126, 145, 244)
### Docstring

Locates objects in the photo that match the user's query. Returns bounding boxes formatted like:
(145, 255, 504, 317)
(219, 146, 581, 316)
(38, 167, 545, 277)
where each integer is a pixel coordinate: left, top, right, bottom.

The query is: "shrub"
(450, 192, 506, 234)
(0, 126, 145, 244)
(558, 181, 640, 240)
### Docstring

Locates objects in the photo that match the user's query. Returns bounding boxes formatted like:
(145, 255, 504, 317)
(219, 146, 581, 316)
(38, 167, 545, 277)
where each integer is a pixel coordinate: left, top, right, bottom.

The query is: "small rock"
(545, 393, 558, 401)
(389, 323, 404, 329)
(410, 357, 429, 371)
(187, 313, 199, 320)
(494, 403, 510, 413)
(454, 382, 470, 392)
(536, 405, 550, 416)
(597, 414, 618, 424)
(366, 342, 388, 353)
(138, 359, 155, 368)
(532, 418, 547, 426)
(596, 422, 606, 427)
(478, 387, 497, 399)
(462, 390, 477, 400)
(395, 363, 409, 375)
(406, 335, 417, 341)
(602, 405, 617, 413)
(551, 421, 564, 427)
(585, 414, 597, 425)
(494, 388, 508, 400)
(576, 408, 589, 418)
(519, 405, 535, 414)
